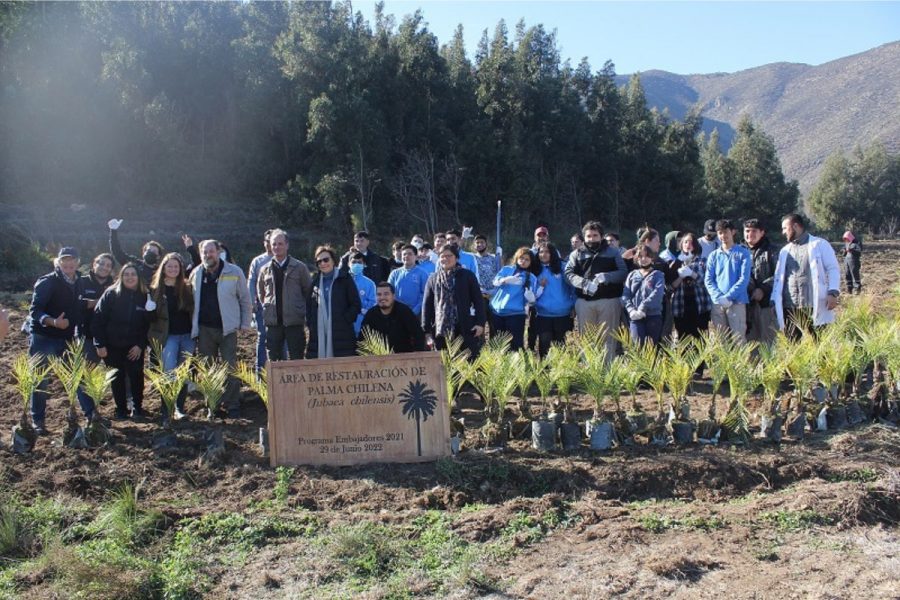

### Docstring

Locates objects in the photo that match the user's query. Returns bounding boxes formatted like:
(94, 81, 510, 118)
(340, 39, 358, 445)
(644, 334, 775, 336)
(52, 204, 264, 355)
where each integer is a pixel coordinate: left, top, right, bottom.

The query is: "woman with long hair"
(490, 247, 539, 351)
(148, 252, 195, 422)
(306, 246, 361, 359)
(93, 263, 152, 420)
(533, 242, 575, 357)
(671, 232, 712, 340)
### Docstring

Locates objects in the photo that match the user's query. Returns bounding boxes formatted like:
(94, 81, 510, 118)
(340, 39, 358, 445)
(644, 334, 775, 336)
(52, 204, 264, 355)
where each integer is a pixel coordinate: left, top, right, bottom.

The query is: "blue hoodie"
(704, 244, 752, 304)
(351, 272, 377, 334)
(621, 268, 665, 316)
(490, 265, 538, 317)
(388, 265, 428, 316)
(534, 264, 576, 318)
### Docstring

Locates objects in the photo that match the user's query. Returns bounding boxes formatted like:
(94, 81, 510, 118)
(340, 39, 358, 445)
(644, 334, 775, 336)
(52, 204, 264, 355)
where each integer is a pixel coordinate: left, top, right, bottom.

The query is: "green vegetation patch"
(637, 513, 727, 534)
(759, 510, 836, 532)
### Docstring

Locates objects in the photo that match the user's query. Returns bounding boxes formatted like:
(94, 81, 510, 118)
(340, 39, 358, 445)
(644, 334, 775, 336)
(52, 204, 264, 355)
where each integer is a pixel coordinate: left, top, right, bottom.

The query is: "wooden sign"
(267, 352, 451, 467)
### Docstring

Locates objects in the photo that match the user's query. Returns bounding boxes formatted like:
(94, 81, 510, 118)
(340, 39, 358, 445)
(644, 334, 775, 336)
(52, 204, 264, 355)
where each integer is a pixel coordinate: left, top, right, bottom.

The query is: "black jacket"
(422, 268, 486, 337)
(109, 229, 158, 284)
(564, 242, 628, 300)
(28, 268, 81, 339)
(306, 271, 362, 359)
(744, 236, 779, 307)
(358, 301, 426, 353)
(339, 249, 391, 284)
(77, 272, 113, 340)
(92, 286, 151, 350)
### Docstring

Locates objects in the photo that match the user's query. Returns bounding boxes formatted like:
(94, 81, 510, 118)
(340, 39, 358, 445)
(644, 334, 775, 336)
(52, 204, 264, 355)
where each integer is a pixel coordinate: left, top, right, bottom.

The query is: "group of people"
(20, 213, 859, 433)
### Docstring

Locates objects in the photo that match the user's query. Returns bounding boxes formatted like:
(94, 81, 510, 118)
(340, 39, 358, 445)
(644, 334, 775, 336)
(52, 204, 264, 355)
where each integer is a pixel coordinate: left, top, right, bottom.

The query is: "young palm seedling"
(146, 358, 193, 433)
(11, 353, 50, 453)
(720, 356, 756, 444)
(80, 362, 116, 446)
(235, 360, 271, 455)
(357, 327, 394, 356)
(757, 341, 786, 441)
(527, 351, 558, 450)
(438, 335, 471, 418)
(663, 337, 700, 444)
(783, 334, 818, 439)
(48, 339, 88, 448)
(815, 328, 856, 428)
(642, 349, 670, 446)
(193, 358, 232, 463)
(861, 319, 900, 423)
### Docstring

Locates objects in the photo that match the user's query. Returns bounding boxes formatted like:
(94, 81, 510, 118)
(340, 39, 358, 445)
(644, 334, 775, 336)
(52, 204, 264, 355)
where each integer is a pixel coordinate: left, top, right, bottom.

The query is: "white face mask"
(220, 250, 228, 262)
(411, 239, 423, 250)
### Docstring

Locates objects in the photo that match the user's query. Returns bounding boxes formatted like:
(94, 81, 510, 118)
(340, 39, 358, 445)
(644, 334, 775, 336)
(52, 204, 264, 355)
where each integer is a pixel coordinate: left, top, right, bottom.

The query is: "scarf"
(434, 265, 460, 337)
(316, 271, 335, 358)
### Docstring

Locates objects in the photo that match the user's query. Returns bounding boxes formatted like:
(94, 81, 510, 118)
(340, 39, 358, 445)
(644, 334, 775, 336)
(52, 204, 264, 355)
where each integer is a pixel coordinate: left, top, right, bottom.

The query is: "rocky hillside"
(622, 41, 900, 194)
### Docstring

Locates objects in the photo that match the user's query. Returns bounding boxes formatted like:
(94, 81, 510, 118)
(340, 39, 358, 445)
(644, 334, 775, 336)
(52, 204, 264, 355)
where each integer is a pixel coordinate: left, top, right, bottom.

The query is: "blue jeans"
(29, 333, 95, 425)
(161, 334, 194, 415)
(254, 306, 267, 373)
(630, 315, 663, 346)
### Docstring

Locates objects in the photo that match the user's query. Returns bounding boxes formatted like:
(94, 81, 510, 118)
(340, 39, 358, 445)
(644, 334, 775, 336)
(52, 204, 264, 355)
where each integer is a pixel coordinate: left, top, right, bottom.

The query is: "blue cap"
(57, 247, 79, 259)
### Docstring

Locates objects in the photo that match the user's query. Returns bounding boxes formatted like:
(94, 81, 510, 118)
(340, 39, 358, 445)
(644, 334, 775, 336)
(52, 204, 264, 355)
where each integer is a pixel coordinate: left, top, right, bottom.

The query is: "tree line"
(1, 1, 800, 244)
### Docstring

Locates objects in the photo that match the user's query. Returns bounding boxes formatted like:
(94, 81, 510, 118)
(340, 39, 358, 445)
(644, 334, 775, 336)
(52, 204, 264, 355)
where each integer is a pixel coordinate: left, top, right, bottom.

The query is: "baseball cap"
(703, 219, 717, 235)
(534, 226, 549, 236)
(58, 247, 79, 259)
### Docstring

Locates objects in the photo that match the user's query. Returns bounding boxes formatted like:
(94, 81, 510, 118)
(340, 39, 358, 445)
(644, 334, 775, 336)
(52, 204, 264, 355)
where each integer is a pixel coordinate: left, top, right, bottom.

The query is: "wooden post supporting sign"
(267, 352, 450, 467)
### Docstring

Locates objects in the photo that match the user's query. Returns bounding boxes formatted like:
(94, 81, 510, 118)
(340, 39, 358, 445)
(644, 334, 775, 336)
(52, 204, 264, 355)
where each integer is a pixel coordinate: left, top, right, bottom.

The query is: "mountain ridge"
(618, 40, 900, 195)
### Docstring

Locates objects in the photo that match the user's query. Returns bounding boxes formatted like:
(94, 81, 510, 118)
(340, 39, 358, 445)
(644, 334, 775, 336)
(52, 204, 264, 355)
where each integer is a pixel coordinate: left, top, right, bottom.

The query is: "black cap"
(57, 247, 79, 259)
(703, 219, 717, 235)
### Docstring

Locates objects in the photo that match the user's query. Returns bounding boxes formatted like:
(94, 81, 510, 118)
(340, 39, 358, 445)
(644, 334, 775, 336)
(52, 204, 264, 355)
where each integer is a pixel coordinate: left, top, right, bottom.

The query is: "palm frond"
(357, 327, 393, 356)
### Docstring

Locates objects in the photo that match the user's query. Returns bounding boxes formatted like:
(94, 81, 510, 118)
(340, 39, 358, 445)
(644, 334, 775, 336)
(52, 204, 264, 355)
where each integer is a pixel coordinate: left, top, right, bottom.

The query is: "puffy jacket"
(744, 236, 779, 307)
(339, 249, 391, 284)
(190, 261, 252, 338)
(306, 270, 362, 359)
(564, 241, 627, 300)
(93, 286, 151, 349)
(257, 256, 313, 328)
(29, 268, 81, 339)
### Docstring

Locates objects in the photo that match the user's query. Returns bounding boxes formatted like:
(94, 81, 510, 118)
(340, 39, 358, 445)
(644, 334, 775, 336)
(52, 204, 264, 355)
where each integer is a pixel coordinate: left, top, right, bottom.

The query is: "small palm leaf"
(357, 328, 394, 356)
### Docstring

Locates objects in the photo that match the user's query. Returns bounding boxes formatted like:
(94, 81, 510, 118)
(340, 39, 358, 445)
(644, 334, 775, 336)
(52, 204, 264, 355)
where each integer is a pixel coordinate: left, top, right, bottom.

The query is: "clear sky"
(357, 1, 900, 74)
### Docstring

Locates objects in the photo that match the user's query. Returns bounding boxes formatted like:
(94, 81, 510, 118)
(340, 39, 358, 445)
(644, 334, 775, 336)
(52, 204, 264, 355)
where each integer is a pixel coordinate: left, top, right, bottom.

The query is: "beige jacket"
(257, 256, 313, 327)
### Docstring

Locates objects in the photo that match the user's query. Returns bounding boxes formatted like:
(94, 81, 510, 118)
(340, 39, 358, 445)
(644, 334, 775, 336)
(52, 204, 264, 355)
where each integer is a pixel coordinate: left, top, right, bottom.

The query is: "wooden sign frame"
(267, 352, 451, 467)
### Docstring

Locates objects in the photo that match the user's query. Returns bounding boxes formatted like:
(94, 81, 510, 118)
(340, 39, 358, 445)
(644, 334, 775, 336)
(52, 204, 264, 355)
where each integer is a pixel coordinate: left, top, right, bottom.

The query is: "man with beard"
(359, 282, 426, 353)
(772, 213, 841, 339)
(472, 234, 500, 332)
(742, 219, 779, 344)
(191, 240, 252, 418)
(106, 218, 164, 284)
(564, 221, 627, 359)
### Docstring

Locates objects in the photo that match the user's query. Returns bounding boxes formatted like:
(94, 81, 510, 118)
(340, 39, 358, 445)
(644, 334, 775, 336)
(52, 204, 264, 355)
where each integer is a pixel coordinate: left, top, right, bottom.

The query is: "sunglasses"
(316, 257, 332, 264)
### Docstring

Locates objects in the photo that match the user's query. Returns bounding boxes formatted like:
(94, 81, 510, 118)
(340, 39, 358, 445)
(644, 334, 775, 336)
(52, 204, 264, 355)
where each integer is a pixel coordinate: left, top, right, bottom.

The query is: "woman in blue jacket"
(490, 247, 539, 351)
(622, 246, 666, 345)
(534, 242, 575, 357)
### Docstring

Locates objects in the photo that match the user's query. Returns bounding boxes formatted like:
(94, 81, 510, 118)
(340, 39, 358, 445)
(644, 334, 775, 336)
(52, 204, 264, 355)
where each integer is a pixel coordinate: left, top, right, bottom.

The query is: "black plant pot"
(697, 419, 719, 442)
(827, 406, 848, 430)
(846, 401, 865, 426)
(560, 422, 581, 451)
(626, 412, 649, 435)
(11, 425, 36, 454)
(763, 416, 783, 443)
(532, 420, 556, 451)
(588, 421, 614, 450)
(671, 421, 694, 445)
(787, 413, 806, 439)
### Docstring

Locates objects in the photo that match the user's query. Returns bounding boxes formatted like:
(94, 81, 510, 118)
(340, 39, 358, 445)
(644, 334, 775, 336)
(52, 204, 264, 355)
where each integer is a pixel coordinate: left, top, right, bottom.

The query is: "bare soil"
(1, 241, 898, 599)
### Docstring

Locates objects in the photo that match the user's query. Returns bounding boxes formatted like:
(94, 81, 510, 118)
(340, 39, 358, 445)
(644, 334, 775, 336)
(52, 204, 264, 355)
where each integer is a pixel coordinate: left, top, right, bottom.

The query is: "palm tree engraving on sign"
(398, 380, 438, 457)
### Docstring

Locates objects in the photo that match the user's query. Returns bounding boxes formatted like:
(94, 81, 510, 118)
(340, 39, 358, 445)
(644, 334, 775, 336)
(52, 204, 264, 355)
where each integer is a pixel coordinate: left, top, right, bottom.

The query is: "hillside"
(622, 41, 900, 194)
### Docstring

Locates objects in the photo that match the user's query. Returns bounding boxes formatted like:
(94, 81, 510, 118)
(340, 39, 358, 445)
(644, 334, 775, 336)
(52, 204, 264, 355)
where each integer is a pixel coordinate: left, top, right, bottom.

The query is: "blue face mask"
(350, 263, 365, 276)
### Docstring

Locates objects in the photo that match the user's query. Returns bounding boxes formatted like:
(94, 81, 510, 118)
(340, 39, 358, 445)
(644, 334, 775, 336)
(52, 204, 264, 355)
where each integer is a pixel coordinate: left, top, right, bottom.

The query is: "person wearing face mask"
(742, 219, 779, 345)
(191, 239, 253, 418)
(671, 233, 712, 341)
(704, 219, 752, 343)
(490, 248, 540, 351)
(27, 247, 93, 434)
(622, 246, 666, 345)
(565, 221, 628, 359)
(77, 253, 116, 364)
(148, 253, 195, 423)
(93, 263, 153, 420)
(106, 218, 164, 284)
(388, 245, 429, 318)
(347, 252, 377, 336)
(307, 246, 362, 359)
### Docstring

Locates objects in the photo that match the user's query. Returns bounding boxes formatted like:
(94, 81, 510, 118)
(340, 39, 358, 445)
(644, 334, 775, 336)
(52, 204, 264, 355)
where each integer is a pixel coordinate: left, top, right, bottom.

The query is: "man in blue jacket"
(704, 219, 752, 343)
(388, 245, 428, 318)
(27, 247, 94, 433)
